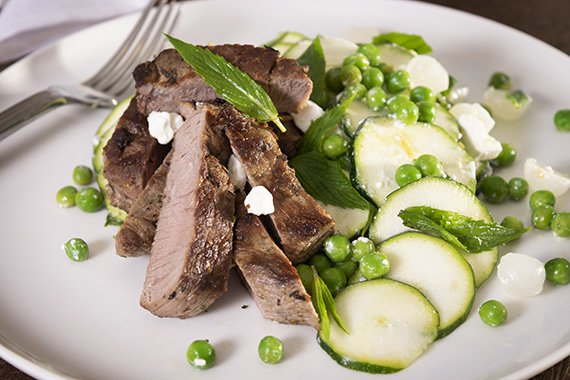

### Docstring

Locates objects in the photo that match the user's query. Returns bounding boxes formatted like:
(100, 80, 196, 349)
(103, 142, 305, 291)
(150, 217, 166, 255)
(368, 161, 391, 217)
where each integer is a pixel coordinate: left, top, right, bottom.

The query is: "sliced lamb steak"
(233, 196, 319, 329)
(140, 103, 235, 318)
(102, 97, 169, 212)
(134, 45, 312, 115)
(220, 106, 335, 264)
(114, 151, 172, 258)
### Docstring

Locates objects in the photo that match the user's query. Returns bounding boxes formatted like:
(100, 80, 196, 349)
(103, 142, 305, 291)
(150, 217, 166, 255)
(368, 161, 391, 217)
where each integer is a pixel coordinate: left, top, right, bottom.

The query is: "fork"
(0, 0, 179, 141)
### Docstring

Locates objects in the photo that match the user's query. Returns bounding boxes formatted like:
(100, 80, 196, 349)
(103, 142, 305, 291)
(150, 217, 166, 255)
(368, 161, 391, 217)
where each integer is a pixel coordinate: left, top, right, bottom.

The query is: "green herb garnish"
(165, 34, 286, 132)
(298, 36, 329, 108)
(372, 32, 432, 54)
(311, 266, 348, 339)
(298, 95, 355, 154)
(399, 206, 529, 253)
(290, 151, 370, 210)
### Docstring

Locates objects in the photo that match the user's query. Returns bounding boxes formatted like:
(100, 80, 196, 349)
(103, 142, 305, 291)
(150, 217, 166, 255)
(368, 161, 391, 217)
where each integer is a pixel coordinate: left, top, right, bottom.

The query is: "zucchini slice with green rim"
(318, 278, 439, 373)
(342, 100, 384, 138)
(376, 43, 416, 70)
(318, 201, 374, 238)
(433, 103, 461, 141)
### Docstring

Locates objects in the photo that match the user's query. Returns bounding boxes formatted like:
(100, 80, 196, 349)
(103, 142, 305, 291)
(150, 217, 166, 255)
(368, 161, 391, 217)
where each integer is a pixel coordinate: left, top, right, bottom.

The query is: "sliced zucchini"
(283, 39, 311, 59)
(342, 100, 383, 138)
(318, 201, 373, 238)
(265, 31, 308, 55)
(369, 177, 498, 287)
(376, 43, 416, 70)
(433, 103, 461, 141)
(352, 117, 476, 205)
(379, 232, 475, 338)
(318, 279, 439, 373)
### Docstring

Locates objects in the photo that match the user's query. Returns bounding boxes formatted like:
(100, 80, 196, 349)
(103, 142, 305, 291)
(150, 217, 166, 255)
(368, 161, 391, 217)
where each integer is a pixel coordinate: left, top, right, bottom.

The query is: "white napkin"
(0, 0, 148, 64)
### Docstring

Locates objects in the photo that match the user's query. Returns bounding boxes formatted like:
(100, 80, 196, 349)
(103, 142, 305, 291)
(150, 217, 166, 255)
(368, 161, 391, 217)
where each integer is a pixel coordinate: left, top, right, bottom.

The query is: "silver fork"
(0, 0, 179, 141)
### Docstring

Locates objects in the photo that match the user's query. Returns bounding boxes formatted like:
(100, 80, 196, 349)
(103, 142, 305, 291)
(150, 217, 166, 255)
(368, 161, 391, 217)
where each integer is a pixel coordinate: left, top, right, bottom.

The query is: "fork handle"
(0, 89, 69, 141)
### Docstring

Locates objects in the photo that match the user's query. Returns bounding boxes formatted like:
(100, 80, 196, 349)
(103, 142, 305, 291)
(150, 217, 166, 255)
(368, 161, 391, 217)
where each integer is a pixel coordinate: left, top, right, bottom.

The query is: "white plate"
(0, 0, 569, 379)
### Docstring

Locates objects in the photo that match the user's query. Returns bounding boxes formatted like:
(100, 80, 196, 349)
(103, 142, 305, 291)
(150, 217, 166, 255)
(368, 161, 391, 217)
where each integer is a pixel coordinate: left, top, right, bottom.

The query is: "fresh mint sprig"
(372, 32, 432, 54)
(166, 34, 286, 132)
(311, 266, 349, 339)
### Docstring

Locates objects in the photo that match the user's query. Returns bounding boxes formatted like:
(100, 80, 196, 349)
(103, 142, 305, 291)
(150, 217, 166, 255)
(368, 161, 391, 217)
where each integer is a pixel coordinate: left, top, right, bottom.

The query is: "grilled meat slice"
(140, 103, 235, 318)
(102, 97, 169, 212)
(234, 197, 319, 329)
(220, 106, 334, 264)
(114, 151, 172, 258)
(134, 45, 312, 115)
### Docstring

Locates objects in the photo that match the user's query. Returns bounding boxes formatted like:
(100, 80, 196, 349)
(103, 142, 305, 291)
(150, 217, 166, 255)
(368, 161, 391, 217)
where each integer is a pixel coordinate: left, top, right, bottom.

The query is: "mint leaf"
(165, 34, 286, 132)
(297, 36, 329, 108)
(298, 95, 354, 154)
(290, 151, 370, 210)
(311, 267, 348, 339)
(373, 32, 432, 54)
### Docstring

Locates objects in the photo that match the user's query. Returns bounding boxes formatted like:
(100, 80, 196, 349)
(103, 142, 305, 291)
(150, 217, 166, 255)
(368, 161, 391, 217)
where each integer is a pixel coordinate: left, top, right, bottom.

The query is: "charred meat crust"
(233, 196, 319, 329)
(220, 106, 335, 264)
(140, 103, 235, 318)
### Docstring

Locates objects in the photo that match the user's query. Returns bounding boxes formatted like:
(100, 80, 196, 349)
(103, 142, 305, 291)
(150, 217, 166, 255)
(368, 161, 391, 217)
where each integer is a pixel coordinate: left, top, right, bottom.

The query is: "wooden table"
(0, 0, 568, 378)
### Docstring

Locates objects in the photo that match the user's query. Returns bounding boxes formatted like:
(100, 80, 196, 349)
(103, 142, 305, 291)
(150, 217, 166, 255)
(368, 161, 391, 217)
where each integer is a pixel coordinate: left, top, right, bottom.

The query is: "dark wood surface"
(1, 0, 568, 379)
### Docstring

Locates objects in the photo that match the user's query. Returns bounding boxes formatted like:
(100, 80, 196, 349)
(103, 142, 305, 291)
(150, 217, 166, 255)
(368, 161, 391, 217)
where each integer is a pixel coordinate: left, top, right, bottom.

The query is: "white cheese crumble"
(291, 100, 324, 132)
(497, 252, 545, 298)
(147, 111, 184, 144)
(406, 55, 449, 94)
(244, 186, 274, 215)
(449, 103, 495, 133)
(228, 155, 247, 190)
(483, 87, 532, 121)
(457, 114, 502, 161)
(524, 158, 570, 196)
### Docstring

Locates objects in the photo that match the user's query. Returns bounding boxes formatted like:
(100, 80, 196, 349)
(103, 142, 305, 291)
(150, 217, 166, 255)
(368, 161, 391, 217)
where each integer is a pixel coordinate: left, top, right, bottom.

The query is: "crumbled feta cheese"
(244, 186, 274, 215)
(406, 55, 449, 94)
(483, 87, 532, 121)
(497, 252, 545, 298)
(147, 111, 184, 144)
(449, 103, 495, 133)
(524, 158, 570, 196)
(228, 155, 247, 190)
(457, 114, 502, 161)
(291, 100, 324, 132)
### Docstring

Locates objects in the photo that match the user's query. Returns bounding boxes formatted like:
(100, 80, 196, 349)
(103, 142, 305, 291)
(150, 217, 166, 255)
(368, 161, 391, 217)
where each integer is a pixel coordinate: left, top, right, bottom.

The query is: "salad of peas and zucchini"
(57, 29, 570, 374)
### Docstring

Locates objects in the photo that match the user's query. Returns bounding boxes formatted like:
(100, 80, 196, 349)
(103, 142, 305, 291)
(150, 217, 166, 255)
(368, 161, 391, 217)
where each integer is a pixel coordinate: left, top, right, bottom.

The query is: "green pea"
(296, 264, 313, 293)
(187, 340, 215, 369)
(357, 43, 382, 67)
(551, 212, 570, 238)
(335, 260, 358, 278)
(339, 64, 362, 87)
(529, 190, 556, 210)
(56, 186, 78, 208)
(377, 62, 393, 76)
(414, 154, 445, 178)
(479, 176, 509, 204)
(361, 67, 384, 89)
(488, 72, 511, 90)
(258, 336, 283, 364)
(75, 187, 103, 212)
(409, 86, 435, 103)
(387, 95, 418, 124)
(325, 67, 344, 93)
(395, 164, 422, 187)
(322, 134, 348, 159)
(344, 83, 367, 100)
(554, 109, 570, 132)
(478, 300, 507, 327)
(323, 234, 351, 263)
(508, 177, 529, 201)
(532, 205, 555, 230)
(501, 216, 525, 232)
(491, 143, 516, 167)
(386, 70, 411, 94)
(63, 238, 89, 262)
(310, 253, 332, 273)
(320, 267, 347, 296)
(366, 86, 387, 111)
(350, 237, 375, 262)
(343, 53, 370, 71)
(544, 258, 570, 285)
(72, 165, 94, 186)
(417, 101, 437, 123)
(360, 252, 390, 280)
